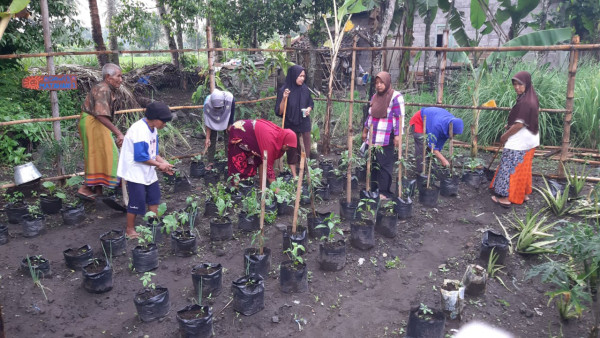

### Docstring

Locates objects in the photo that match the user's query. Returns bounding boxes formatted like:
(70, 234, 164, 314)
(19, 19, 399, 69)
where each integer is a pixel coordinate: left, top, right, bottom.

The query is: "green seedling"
(140, 271, 156, 289)
(284, 242, 305, 266)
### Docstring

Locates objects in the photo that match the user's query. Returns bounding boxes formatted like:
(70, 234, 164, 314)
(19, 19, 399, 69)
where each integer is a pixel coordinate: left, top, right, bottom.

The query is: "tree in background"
(111, 0, 162, 51)
(88, 0, 108, 67)
(0, 0, 85, 67)
(105, 0, 119, 65)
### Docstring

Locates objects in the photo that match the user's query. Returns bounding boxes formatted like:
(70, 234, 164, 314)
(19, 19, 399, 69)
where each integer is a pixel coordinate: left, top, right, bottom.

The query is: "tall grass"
(445, 58, 600, 149)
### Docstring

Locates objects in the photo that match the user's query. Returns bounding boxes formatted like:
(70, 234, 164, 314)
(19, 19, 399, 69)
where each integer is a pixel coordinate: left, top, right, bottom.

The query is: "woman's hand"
(500, 133, 509, 144)
(283, 89, 290, 99)
(362, 128, 368, 142)
(304, 107, 311, 117)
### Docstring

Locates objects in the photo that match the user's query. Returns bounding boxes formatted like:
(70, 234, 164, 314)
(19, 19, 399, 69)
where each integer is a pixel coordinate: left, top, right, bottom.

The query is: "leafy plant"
(191, 154, 203, 163)
(269, 177, 295, 205)
(316, 213, 344, 243)
(356, 198, 377, 220)
(240, 190, 261, 218)
(534, 176, 572, 216)
(379, 199, 396, 216)
(3, 191, 24, 204)
(27, 202, 42, 217)
(134, 225, 154, 248)
(41, 181, 66, 200)
(7, 146, 32, 165)
(486, 248, 504, 278)
(284, 242, 305, 266)
(417, 303, 433, 320)
(507, 209, 559, 254)
(215, 196, 233, 220)
(140, 271, 156, 289)
(264, 211, 277, 225)
(464, 157, 484, 171)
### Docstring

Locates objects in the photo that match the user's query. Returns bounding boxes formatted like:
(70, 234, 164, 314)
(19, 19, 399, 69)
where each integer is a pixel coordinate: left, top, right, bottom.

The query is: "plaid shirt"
(364, 91, 404, 146)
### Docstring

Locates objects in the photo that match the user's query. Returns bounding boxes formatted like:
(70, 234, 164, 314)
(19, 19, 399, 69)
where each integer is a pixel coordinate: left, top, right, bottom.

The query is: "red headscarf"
(254, 119, 297, 169)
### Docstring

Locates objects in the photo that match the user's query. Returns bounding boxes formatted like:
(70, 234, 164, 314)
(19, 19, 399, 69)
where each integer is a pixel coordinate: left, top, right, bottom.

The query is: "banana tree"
(0, 0, 30, 42)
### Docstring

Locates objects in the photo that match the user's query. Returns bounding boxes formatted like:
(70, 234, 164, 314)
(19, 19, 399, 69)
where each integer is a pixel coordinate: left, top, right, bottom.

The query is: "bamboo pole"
(397, 120, 404, 198)
(559, 35, 580, 177)
(1, 172, 84, 189)
(281, 97, 288, 129)
(422, 115, 427, 175)
(259, 150, 267, 255)
(366, 125, 373, 192)
(1, 43, 599, 60)
(449, 122, 454, 172)
(206, 24, 215, 93)
(436, 29, 448, 104)
(347, 36, 358, 204)
(304, 155, 316, 218)
(292, 152, 306, 234)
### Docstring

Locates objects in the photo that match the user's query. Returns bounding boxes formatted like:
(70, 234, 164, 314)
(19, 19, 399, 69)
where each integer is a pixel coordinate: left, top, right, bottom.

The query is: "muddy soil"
(0, 86, 595, 337)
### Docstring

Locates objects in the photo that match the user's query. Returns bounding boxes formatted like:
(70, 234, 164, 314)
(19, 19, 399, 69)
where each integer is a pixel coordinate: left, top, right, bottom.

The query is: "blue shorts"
(127, 181, 161, 216)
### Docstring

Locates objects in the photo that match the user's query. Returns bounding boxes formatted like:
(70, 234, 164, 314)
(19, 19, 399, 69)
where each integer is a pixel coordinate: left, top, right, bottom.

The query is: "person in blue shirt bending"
(409, 107, 464, 174)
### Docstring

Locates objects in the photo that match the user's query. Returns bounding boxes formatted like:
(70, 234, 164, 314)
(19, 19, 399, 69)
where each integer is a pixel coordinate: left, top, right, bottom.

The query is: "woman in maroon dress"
(228, 119, 297, 184)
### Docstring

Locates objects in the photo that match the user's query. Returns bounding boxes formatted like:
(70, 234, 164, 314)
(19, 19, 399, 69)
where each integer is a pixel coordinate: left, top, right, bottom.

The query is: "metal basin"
(14, 162, 42, 185)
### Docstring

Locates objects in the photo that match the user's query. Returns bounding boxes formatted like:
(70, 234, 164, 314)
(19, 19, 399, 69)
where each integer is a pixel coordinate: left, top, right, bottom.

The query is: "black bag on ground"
(177, 304, 213, 338)
(231, 274, 265, 316)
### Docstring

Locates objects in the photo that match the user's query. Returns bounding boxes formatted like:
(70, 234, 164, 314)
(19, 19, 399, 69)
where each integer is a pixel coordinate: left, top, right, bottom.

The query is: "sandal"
(76, 191, 97, 202)
(491, 196, 511, 208)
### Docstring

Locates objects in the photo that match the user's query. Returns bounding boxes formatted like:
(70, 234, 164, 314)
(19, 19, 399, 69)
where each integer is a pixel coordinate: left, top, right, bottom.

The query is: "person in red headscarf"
(490, 71, 540, 207)
(227, 119, 297, 185)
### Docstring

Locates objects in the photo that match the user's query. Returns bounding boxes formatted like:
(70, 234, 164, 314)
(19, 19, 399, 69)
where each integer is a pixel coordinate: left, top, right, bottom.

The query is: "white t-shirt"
(117, 119, 159, 185)
(504, 119, 540, 151)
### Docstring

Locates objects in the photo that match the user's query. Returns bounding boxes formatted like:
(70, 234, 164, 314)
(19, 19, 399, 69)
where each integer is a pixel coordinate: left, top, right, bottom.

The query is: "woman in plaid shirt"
(361, 72, 404, 199)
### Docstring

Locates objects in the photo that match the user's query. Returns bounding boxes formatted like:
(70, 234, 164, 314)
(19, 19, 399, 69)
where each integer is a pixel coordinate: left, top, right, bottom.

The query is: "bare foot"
(524, 195, 530, 201)
(126, 231, 140, 240)
(379, 194, 388, 200)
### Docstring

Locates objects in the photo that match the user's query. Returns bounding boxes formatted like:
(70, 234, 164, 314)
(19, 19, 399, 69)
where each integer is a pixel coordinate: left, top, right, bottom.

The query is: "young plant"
(27, 202, 43, 218)
(464, 157, 484, 171)
(356, 198, 377, 221)
(134, 225, 155, 248)
(3, 191, 24, 204)
(284, 242, 305, 266)
(379, 199, 397, 216)
(269, 177, 295, 205)
(418, 303, 434, 320)
(140, 271, 156, 289)
(240, 190, 261, 218)
(486, 248, 504, 278)
(191, 154, 203, 163)
(507, 209, 559, 254)
(215, 195, 233, 221)
(534, 176, 572, 216)
(41, 181, 66, 200)
(185, 196, 199, 230)
(306, 159, 324, 190)
(264, 211, 277, 225)
(26, 256, 50, 301)
(316, 213, 344, 243)
(563, 163, 588, 198)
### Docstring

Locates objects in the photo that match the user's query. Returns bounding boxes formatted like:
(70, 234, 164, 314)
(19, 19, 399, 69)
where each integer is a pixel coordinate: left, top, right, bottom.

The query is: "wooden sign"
(22, 75, 78, 91)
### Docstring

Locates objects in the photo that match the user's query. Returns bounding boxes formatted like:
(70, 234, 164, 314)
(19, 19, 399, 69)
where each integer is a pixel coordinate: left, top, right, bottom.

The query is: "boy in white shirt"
(117, 101, 174, 239)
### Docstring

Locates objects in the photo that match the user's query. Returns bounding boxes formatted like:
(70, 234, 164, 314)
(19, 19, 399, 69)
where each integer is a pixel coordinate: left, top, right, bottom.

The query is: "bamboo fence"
(1, 35, 599, 181)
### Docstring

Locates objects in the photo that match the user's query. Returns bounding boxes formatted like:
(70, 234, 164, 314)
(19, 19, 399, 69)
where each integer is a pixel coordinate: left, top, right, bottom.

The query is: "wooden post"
(559, 35, 580, 177)
(304, 155, 316, 218)
(281, 97, 288, 129)
(206, 23, 215, 92)
(40, 0, 63, 176)
(436, 29, 448, 104)
(292, 152, 306, 234)
(259, 150, 267, 254)
(422, 115, 427, 175)
(366, 124, 373, 192)
(397, 119, 404, 198)
(449, 122, 454, 172)
(347, 36, 358, 204)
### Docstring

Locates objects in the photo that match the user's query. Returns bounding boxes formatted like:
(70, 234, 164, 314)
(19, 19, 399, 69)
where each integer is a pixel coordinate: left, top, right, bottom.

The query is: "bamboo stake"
(559, 35, 580, 177)
(206, 24, 215, 93)
(449, 122, 454, 172)
(422, 115, 427, 175)
(404, 119, 410, 160)
(436, 29, 448, 104)
(304, 154, 316, 218)
(281, 96, 288, 129)
(426, 145, 434, 189)
(397, 120, 404, 198)
(292, 152, 306, 234)
(347, 36, 358, 204)
(259, 150, 267, 255)
(366, 124, 373, 192)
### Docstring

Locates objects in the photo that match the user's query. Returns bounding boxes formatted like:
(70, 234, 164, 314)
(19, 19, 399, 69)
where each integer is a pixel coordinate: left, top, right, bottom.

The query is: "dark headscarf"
(370, 72, 395, 118)
(275, 65, 313, 127)
(508, 71, 539, 134)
